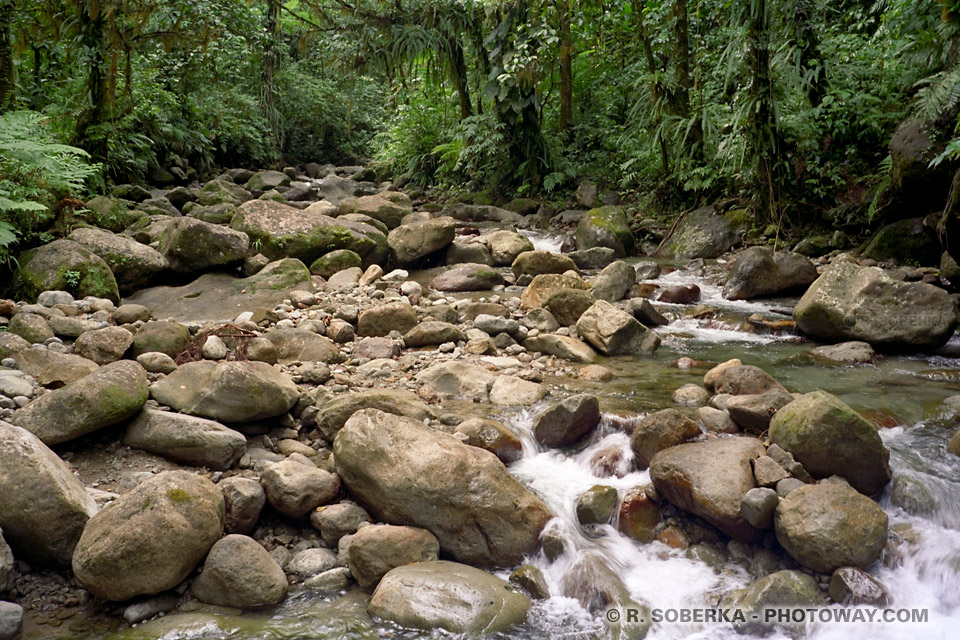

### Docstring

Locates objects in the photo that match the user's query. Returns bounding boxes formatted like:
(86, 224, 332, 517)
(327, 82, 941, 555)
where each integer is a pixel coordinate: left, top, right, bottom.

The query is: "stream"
(107, 232, 959, 640)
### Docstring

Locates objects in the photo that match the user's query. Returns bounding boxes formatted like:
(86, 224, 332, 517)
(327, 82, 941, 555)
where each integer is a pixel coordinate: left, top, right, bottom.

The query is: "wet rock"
(509, 565, 549, 600)
(631, 409, 701, 469)
(774, 482, 888, 573)
(220, 477, 265, 534)
(314, 389, 435, 443)
(575, 206, 634, 257)
(627, 298, 669, 327)
(694, 406, 738, 434)
(122, 594, 178, 624)
(740, 487, 779, 529)
(722, 246, 818, 300)
(828, 566, 889, 606)
(948, 430, 960, 457)
(387, 217, 456, 265)
(650, 437, 765, 542)
(456, 418, 523, 464)
(657, 284, 701, 304)
(725, 389, 794, 432)
(560, 555, 651, 638)
(12, 360, 148, 445)
(579, 364, 615, 382)
(348, 524, 440, 590)
(191, 534, 288, 608)
(72, 471, 224, 601)
(769, 390, 891, 495)
(429, 263, 504, 292)
(358, 302, 418, 337)
(660, 206, 749, 259)
(489, 375, 547, 406)
(618, 486, 661, 543)
(403, 321, 464, 347)
(158, 217, 250, 274)
(368, 561, 531, 634)
(261, 458, 340, 519)
(150, 361, 299, 423)
(888, 475, 937, 516)
(722, 570, 822, 636)
(533, 394, 601, 448)
(576, 485, 619, 525)
(577, 300, 660, 356)
(310, 503, 372, 547)
(708, 364, 786, 396)
(287, 547, 337, 578)
(124, 409, 246, 471)
(794, 254, 960, 349)
(512, 250, 579, 277)
(335, 409, 553, 567)
(13, 239, 120, 304)
(0, 422, 97, 567)
(810, 341, 875, 364)
(415, 361, 496, 402)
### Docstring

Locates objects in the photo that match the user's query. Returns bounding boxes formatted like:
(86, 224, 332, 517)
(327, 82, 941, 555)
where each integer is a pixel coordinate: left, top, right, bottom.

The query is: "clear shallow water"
(110, 261, 960, 640)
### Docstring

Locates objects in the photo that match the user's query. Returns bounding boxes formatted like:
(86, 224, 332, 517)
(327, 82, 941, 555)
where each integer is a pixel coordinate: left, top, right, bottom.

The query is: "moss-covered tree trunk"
(0, 0, 13, 112)
(557, 0, 573, 135)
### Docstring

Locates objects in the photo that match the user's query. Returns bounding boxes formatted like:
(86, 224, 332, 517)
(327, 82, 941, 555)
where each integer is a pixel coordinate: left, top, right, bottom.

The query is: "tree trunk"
(73, 2, 110, 160)
(747, 0, 779, 222)
(450, 37, 472, 120)
(262, 0, 282, 151)
(0, 1, 15, 112)
(557, 0, 573, 134)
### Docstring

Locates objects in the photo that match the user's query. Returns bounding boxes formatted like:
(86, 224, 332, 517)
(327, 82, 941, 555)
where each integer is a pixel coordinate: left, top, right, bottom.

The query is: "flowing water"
(107, 253, 960, 640)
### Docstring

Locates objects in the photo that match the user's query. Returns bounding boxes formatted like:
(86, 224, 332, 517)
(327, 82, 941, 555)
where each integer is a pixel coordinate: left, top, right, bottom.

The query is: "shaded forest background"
(2, 0, 960, 267)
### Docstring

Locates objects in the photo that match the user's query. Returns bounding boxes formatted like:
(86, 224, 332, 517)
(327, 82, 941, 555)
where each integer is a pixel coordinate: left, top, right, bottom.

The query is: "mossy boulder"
(197, 179, 253, 207)
(158, 217, 250, 274)
(339, 193, 413, 230)
(10, 360, 149, 445)
(13, 239, 120, 304)
(860, 217, 939, 266)
(575, 206, 635, 257)
(84, 195, 135, 232)
(68, 227, 168, 293)
(130, 320, 191, 358)
(245, 170, 290, 192)
(661, 206, 750, 259)
(310, 249, 363, 278)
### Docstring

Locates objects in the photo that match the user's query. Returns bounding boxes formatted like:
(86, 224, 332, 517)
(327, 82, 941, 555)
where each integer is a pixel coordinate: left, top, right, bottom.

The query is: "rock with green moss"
(387, 216, 456, 266)
(860, 217, 939, 266)
(519, 273, 586, 310)
(188, 202, 237, 224)
(769, 390, 891, 495)
(84, 195, 136, 232)
(231, 200, 386, 266)
(150, 360, 299, 423)
(483, 230, 535, 266)
(339, 193, 413, 230)
(721, 570, 823, 636)
(512, 250, 579, 277)
(158, 217, 250, 274)
(661, 206, 750, 259)
(130, 320, 191, 358)
(197, 179, 253, 207)
(429, 263, 504, 292)
(72, 470, 225, 601)
(794, 253, 959, 348)
(575, 206, 635, 257)
(543, 288, 596, 326)
(310, 249, 363, 277)
(14, 239, 120, 304)
(68, 227, 168, 292)
(10, 360, 149, 445)
(245, 170, 290, 192)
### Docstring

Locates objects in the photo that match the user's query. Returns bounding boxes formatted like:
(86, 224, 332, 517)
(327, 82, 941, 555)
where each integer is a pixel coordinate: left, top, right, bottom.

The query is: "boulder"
(483, 230, 534, 266)
(260, 459, 340, 519)
(444, 203, 525, 224)
(488, 375, 547, 406)
(314, 389, 435, 443)
(446, 238, 493, 265)
(707, 364, 786, 396)
(0, 422, 97, 567)
(220, 477, 265, 534)
(11, 349, 98, 387)
(264, 328, 342, 364)
(403, 321, 464, 347)
(828, 566, 889, 606)
(334, 409, 553, 566)
(387, 217, 456, 265)
(429, 263, 504, 291)
(158, 217, 250, 273)
(339, 193, 412, 229)
(348, 524, 440, 590)
(722, 570, 823, 636)
(368, 561, 530, 634)
(768, 390, 892, 495)
(861, 217, 940, 266)
(309, 249, 362, 278)
(130, 320, 190, 358)
(575, 485, 619, 525)
(519, 273, 585, 309)
(660, 206, 749, 259)
(246, 170, 290, 192)
(150, 361, 299, 423)
(231, 200, 386, 266)
(7, 313, 52, 344)
(11, 360, 148, 445)
(310, 502, 371, 547)
(455, 418, 523, 464)
(589, 261, 636, 302)
(543, 288, 596, 326)
(722, 246, 818, 300)
(574, 206, 634, 257)
(774, 482, 888, 573)
(123, 409, 247, 471)
(533, 394, 601, 448)
(13, 239, 119, 304)
(197, 179, 252, 207)
(630, 409, 701, 469)
(617, 486, 662, 543)
(0, 601, 23, 640)
(650, 437, 765, 542)
(512, 250, 579, 277)
(725, 389, 794, 432)
(809, 341, 875, 364)
(0, 333, 29, 360)
(523, 334, 597, 363)
(69, 228, 167, 292)
(72, 471, 224, 601)
(576, 299, 660, 355)
(415, 361, 497, 402)
(740, 487, 779, 529)
(358, 302, 418, 337)
(793, 254, 960, 349)
(73, 325, 134, 364)
(569, 247, 617, 270)
(85, 195, 136, 231)
(190, 534, 288, 608)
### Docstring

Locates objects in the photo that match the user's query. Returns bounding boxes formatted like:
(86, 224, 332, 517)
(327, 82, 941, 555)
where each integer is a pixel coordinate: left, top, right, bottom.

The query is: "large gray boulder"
(150, 361, 299, 423)
(630, 409, 701, 469)
(575, 206, 634, 257)
(334, 409, 553, 567)
(123, 409, 247, 471)
(69, 227, 168, 292)
(13, 239, 120, 304)
(0, 422, 98, 567)
(368, 561, 531, 634)
(576, 300, 660, 355)
(190, 534, 288, 608)
(661, 206, 749, 259)
(246, 170, 290, 192)
(589, 260, 636, 302)
(415, 361, 497, 402)
(793, 254, 960, 348)
(387, 217, 456, 265)
(11, 360, 148, 445)
(482, 230, 534, 266)
(512, 250, 579, 277)
(158, 217, 250, 273)
(533, 394, 601, 448)
(722, 246, 818, 300)
(339, 193, 412, 229)
(314, 389, 436, 443)
(523, 334, 597, 363)
(650, 437, 765, 542)
(72, 470, 225, 601)
(774, 482, 888, 573)
(768, 390, 891, 495)
(73, 325, 135, 365)
(264, 328, 342, 364)
(429, 263, 504, 292)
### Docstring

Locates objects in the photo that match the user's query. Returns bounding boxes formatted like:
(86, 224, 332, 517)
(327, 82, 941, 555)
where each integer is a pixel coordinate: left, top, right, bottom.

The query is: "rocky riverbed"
(1, 165, 959, 640)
